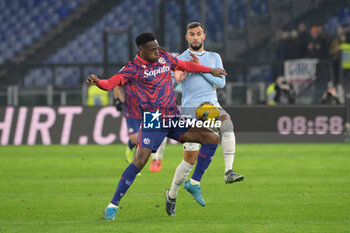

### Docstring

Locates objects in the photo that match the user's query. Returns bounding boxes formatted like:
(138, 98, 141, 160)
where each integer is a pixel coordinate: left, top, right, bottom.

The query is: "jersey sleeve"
(199, 53, 226, 88)
(163, 51, 179, 70)
(175, 59, 211, 73)
(97, 62, 135, 91)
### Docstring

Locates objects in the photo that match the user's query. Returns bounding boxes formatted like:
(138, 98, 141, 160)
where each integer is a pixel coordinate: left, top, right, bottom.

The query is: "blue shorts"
(126, 117, 142, 135)
(137, 119, 191, 152)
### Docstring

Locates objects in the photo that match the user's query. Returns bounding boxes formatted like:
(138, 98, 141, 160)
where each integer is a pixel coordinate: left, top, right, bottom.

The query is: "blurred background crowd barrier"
(0, 106, 346, 145)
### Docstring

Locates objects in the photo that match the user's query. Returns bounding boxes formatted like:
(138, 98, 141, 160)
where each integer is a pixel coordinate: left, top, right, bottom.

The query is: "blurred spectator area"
(325, 5, 350, 35)
(0, 0, 86, 64)
(18, 0, 269, 86)
(0, 0, 273, 66)
(0, 0, 349, 106)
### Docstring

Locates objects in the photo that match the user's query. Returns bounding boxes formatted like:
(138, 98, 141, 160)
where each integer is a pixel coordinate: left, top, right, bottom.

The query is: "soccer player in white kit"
(165, 22, 244, 216)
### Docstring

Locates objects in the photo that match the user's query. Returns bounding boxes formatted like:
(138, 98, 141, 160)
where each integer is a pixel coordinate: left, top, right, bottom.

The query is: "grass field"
(0, 144, 349, 233)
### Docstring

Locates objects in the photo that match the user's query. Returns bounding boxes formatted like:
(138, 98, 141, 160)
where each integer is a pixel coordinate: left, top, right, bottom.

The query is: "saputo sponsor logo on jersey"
(144, 66, 170, 77)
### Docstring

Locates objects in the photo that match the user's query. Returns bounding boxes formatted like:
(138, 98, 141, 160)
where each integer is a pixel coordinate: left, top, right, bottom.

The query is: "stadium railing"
(0, 59, 335, 107)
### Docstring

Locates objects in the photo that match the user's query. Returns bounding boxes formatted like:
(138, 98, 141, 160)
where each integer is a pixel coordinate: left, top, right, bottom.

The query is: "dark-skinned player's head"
(136, 32, 159, 63)
(185, 22, 206, 51)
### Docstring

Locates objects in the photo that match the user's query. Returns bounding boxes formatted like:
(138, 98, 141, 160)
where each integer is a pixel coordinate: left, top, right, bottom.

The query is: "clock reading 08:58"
(277, 116, 343, 135)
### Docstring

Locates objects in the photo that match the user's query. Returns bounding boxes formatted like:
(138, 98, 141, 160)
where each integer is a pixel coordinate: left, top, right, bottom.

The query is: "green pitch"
(0, 144, 349, 233)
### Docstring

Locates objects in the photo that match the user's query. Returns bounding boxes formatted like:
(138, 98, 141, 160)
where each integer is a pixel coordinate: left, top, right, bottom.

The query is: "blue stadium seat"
(324, 16, 339, 35)
(46, 0, 160, 64)
(55, 67, 80, 86)
(23, 0, 237, 86)
(0, 0, 87, 64)
(185, 0, 200, 23)
(24, 68, 53, 87)
(338, 8, 347, 21)
(324, 5, 350, 36)
(228, 0, 246, 28)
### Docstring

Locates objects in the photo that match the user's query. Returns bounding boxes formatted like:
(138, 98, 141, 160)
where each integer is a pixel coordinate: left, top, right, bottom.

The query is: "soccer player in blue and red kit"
(85, 32, 227, 220)
(114, 83, 166, 171)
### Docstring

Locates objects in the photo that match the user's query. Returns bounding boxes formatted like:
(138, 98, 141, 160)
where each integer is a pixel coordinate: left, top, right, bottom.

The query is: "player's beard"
(190, 42, 203, 51)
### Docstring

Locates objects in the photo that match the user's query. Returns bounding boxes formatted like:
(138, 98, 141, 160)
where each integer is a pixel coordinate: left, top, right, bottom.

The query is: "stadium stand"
(164, 0, 181, 52)
(324, 5, 350, 36)
(185, 0, 200, 24)
(0, 0, 86, 64)
(29, 0, 253, 66)
(250, 0, 269, 16)
(46, 0, 158, 65)
(1, 0, 349, 103)
(205, 0, 224, 42)
(228, 0, 246, 29)
(23, 0, 159, 86)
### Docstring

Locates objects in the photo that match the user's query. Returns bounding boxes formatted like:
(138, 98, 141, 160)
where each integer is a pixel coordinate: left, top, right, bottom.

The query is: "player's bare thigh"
(129, 133, 138, 145)
(182, 126, 219, 145)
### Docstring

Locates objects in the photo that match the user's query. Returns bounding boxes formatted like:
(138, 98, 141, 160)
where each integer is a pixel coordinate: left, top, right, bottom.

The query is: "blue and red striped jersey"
(118, 50, 180, 119)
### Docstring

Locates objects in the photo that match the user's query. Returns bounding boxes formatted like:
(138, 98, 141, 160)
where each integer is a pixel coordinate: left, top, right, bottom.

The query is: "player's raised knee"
(203, 131, 219, 145)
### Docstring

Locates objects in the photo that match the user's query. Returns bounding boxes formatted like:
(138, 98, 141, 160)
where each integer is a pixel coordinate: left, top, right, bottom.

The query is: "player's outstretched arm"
(209, 68, 227, 77)
(175, 59, 227, 77)
(186, 53, 226, 87)
(84, 73, 127, 91)
(200, 72, 226, 88)
(200, 53, 227, 87)
(85, 74, 100, 85)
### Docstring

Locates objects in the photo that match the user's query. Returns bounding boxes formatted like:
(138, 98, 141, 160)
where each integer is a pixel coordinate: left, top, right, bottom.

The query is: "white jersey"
(178, 49, 226, 117)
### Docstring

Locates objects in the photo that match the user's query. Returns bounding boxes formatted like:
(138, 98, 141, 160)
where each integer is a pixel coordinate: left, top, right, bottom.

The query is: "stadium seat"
(185, 0, 200, 23)
(324, 5, 350, 36)
(227, 0, 246, 29)
(0, 0, 87, 64)
(24, 68, 53, 87)
(55, 67, 80, 86)
(46, 0, 160, 64)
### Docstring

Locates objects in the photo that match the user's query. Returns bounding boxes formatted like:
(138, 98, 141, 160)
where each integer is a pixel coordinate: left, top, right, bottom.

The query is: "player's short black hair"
(186, 22, 205, 32)
(135, 32, 156, 47)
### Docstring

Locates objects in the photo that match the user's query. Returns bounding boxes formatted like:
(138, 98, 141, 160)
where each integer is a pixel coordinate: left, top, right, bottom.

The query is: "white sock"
(108, 203, 118, 208)
(190, 178, 200, 185)
(221, 131, 236, 172)
(169, 160, 193, 199)
(151, 137, 167, 160)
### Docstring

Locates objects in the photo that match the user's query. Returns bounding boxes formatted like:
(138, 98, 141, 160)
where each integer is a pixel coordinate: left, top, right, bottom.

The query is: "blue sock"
(191, 144, 218, 182)
(111, 163, 140, 205)
(128, 139, 136, 150)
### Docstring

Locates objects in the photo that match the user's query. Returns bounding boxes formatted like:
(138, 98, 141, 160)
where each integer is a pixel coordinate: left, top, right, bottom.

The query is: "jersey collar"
(137, 54, 152, 64)
(187, 48, 205, 56)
